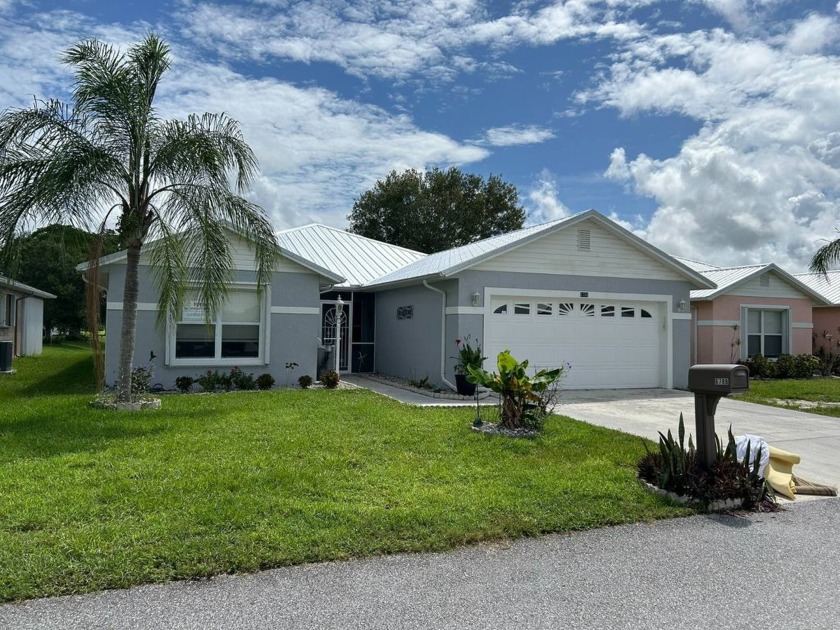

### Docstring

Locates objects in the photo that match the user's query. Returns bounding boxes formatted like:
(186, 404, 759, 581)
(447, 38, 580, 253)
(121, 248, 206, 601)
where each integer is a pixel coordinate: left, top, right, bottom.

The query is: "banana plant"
(467, 350, 563, 430)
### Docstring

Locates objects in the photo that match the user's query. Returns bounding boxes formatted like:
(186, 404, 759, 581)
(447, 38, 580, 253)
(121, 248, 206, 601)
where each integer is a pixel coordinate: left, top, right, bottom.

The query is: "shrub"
(815, 346, 840, 377)
(321, 370, 340, 389)
(813, 328, 840, 376)
(791, 354, 819, 379)
(743, 353, 818, 379)
(298, 374, 313, 389)
(131, 364, 153, 397)
(742, 354, 777, 379)
(256, 373, 275, 390)
(196, 370, 224, 392)
(638, 414, 774, 510)
(229, 367, 256, 391)
(174, 376, 194, 393)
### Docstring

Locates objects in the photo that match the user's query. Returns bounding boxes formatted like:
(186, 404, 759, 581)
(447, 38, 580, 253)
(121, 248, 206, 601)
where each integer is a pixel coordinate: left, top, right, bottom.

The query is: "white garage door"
(485, 296, 664, 389)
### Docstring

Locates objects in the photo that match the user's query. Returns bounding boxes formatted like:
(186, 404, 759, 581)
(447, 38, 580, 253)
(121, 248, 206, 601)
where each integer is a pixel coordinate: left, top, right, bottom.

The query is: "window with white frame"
(172, 287, 264, 363)
(745, 308, 787, 358)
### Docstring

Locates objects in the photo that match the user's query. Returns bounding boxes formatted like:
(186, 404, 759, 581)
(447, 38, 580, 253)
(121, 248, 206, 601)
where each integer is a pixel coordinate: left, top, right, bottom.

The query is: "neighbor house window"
(745, 308, 787, 358)
(172, 288, 264, 363)
(0, 293, 14, 327)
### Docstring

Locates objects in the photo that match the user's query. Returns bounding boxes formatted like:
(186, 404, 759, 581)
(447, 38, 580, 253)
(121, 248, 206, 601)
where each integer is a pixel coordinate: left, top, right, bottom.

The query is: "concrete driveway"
(560, 389, 839, 487)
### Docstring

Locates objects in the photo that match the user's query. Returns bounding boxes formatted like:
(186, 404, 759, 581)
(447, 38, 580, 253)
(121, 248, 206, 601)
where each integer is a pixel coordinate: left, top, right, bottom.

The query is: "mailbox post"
(687, 364, 749, 468)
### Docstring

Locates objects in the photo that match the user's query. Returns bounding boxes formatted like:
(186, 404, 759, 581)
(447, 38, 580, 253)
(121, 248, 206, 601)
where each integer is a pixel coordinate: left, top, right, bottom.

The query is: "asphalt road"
(2, 499, 838, 630)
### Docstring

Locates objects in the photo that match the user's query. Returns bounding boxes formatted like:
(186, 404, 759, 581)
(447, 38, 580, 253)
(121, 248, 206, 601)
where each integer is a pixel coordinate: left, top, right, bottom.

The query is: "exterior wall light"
(472, 292, 480, 306)
(678, 298, 687, 312)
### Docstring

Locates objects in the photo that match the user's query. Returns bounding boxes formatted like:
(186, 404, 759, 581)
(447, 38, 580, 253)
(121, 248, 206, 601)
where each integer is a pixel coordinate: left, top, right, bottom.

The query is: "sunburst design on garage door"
(486, 297, 664, 389)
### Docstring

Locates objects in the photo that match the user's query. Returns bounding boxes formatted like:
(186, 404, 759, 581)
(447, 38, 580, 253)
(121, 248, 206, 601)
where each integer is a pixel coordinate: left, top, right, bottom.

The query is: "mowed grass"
(0, 343, 690, 601)
(733, 378, 840, 418)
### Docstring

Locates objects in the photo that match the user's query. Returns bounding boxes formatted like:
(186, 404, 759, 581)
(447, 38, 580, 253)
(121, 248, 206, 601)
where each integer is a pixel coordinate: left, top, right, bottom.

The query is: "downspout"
(691, 306, 697, 365)
(423, 279, 457, 392)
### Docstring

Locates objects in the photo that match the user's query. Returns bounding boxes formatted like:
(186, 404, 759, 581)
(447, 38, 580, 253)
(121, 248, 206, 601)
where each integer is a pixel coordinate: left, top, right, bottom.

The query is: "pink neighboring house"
(675, 259, 831, 364)
(794, 270, 840, 356)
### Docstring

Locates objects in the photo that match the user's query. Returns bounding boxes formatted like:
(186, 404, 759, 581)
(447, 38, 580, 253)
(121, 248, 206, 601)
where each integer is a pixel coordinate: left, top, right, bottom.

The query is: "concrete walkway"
(3, 499, 838, 629)
(342, 374, 497, 407)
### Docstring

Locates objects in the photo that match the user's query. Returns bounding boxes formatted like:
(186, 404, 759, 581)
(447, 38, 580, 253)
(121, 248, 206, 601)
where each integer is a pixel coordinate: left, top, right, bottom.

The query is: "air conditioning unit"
(0, 341, 13, 372)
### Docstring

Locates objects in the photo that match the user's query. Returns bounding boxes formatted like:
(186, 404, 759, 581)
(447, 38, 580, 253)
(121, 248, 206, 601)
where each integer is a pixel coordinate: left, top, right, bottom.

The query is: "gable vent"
(577, 229, 591, 251)
(759, 273, 770, 287)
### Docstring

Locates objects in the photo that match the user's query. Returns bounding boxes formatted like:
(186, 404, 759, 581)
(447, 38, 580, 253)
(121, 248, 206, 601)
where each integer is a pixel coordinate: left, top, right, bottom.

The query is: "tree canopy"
(7, 224, 118, 337)
(0, 34, 279, 402)
(348, 167, 526, 253)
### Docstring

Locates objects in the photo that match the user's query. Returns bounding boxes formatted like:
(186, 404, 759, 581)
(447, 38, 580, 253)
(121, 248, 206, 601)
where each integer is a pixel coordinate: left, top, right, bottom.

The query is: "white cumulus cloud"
(594, 11, 840, 270)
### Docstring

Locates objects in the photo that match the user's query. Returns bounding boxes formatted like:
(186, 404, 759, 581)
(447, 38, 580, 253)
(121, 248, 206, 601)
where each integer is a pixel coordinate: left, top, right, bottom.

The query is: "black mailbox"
(688, 364, 749, 395)
(687, 364, 750, 468)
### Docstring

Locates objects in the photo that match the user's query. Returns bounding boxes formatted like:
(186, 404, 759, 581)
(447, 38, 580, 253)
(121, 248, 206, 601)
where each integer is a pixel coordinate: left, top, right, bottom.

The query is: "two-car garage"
(484, 294, 668, 389)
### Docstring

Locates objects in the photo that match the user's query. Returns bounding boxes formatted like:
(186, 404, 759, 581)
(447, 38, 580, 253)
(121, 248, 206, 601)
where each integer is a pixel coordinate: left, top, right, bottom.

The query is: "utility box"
(688, 364, 749, 395)
(688, 363, 750, 468)
(0, 341, 13, 373)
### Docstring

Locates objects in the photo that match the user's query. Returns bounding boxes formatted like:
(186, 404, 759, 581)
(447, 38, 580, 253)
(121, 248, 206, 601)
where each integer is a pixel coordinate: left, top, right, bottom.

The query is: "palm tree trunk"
(116, 242, 142, 402)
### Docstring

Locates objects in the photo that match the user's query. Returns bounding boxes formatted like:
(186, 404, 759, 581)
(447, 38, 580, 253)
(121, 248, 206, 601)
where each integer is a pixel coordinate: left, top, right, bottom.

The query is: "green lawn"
(0, 343, 690, 602)
(733, 378, 840, 418)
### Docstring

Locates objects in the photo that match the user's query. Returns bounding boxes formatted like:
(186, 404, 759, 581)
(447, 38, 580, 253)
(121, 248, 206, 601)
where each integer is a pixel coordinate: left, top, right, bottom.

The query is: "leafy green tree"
(9, 224, 118, 338)
(348, 167, 525, 253)
(0, 34, 279, 402)
(811, 229, 840, 273)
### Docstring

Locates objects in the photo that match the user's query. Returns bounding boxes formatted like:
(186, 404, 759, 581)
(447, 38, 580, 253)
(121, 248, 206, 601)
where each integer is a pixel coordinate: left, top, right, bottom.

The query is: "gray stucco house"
(81, 210, 714, 390)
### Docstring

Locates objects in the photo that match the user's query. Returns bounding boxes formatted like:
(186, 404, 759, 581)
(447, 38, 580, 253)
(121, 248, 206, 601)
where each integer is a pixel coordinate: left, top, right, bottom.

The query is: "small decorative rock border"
(637, 477, 744, 512)
(89, 397, 162, 411)
(471, 422, 537, 439)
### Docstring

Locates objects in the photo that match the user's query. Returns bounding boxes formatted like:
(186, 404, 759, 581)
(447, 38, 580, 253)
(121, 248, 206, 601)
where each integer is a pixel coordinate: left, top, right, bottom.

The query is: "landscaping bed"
(0, 343, 690, 601)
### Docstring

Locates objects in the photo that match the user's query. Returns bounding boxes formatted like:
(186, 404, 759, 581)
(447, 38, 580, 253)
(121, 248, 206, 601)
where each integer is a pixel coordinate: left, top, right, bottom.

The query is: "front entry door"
(321, 301, 350, 372)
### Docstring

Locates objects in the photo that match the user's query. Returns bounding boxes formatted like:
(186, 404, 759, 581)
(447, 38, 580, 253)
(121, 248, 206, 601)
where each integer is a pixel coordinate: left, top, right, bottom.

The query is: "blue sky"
(1, 1, 839, 270)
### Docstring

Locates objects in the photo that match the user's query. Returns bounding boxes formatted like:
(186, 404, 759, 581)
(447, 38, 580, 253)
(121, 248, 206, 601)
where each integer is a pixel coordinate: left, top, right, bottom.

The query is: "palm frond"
(810, 231, 840, 274)
(148, 220, 187, 327)
(150, 112, 259, 194)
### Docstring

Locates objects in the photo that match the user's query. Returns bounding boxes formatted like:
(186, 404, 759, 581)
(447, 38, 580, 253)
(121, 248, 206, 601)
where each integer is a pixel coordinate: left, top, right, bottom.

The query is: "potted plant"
(452, 336, 486, 396)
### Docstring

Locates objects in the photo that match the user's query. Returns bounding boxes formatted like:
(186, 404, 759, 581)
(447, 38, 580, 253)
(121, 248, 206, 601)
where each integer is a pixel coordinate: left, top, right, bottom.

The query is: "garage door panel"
(486, 296, 664, 389)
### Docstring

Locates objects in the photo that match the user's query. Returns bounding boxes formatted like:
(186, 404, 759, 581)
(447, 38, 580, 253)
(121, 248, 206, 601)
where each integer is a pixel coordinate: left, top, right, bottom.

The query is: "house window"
(621, 306, 635, 318)
(600, 305, 615, 317)
(537, 302, 552, 315)
(493, 303, 508, 314)
(745, 308, 787, 358)
(173, 288, 263, 363)
(0, 293, 14, 327)
(514, 303, 530, 315)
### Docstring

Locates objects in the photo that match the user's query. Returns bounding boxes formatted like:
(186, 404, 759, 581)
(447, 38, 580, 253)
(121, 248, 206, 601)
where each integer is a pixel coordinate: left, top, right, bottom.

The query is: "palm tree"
(811, 230, 840, 274)
(0, 34, 279, 402)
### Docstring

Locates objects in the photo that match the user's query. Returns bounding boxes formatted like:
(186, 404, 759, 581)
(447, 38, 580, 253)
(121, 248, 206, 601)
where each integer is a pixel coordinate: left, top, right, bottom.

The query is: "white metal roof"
(365, 210, 715, 289)
(691, 263, 831, 304)
(793, 271, 840, 305)
(76, 226, 346, 285)
(0, 275, 57, 299)
(672, 256, 721, 273)
(275, 224, 426, 288)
